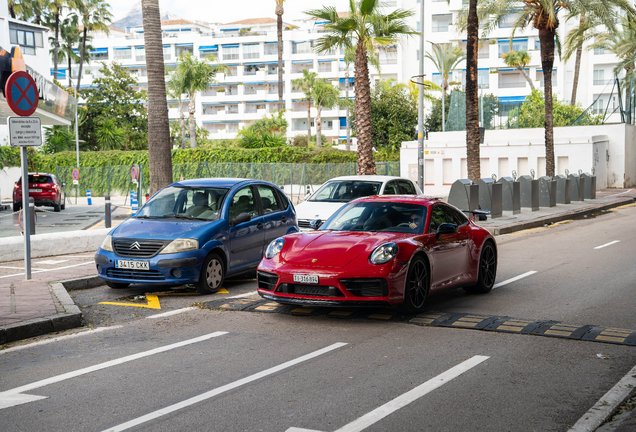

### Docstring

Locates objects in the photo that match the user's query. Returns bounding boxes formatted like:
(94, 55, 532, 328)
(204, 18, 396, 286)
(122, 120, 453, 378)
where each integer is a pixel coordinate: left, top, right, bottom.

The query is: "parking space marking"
(0, 326, 124, 355)
(594, 240, 620, 250)
(493, 271, 537, 289)
(0, 331, 228, 409)
(146, 307, 197, 319)
(0, 261, 94, 279)
(100, 294, 161, 309)
(102, 342, 348, 432)
(287, 355, 489, 432)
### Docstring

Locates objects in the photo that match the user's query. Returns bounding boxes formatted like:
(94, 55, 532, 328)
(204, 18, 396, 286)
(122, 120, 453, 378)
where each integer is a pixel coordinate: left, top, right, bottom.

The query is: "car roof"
(350, 195, 443, 206)
(171, 178, 252, 188)
(327, 175, 412, 183)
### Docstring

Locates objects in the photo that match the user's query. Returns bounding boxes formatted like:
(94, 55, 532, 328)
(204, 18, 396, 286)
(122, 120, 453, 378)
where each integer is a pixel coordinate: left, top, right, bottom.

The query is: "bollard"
(105, 194, 111, 228)
(87, 190, 92, 205)
(491, 182, 502, 218)
(131, 191, 138, 217)
(29, 197, 36, 235)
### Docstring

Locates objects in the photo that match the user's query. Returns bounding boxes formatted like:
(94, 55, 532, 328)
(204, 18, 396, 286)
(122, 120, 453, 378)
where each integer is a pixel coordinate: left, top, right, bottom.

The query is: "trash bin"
(538, 176, 557, 208)
(518, 175, 539, 211)
(554, 174, 571, 204)
(581, 172, 597, 199)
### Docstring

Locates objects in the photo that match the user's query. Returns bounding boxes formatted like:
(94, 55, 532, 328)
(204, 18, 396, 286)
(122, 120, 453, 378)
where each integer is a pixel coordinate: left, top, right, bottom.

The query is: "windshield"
(136, 186, 229, 221)
(320, 201, 427, 233)
(309, 180, 382, 203)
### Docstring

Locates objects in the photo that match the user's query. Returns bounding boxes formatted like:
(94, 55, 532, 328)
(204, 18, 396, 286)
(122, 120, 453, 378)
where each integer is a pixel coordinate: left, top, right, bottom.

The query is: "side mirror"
(231, 212, 251, 226)
(436, 223, 457, 239)
(309, 219, 323, 230)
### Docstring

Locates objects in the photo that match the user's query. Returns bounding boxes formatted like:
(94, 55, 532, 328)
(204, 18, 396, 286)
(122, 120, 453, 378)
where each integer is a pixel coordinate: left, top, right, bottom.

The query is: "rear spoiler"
(461, 209, 490, 221)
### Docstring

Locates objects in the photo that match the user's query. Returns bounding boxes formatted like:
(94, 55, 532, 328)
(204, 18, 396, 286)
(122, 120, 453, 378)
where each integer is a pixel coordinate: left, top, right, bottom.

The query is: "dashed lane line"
(594, 240, 620, 250)
(492, 271, 537, 289)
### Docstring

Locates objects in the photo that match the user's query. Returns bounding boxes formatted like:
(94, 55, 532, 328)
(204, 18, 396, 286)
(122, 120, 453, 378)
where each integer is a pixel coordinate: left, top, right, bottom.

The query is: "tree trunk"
(539, 26, 557, 177)
(68, 55, 72, 87)
(519, 67, 535, 90)
(354, 39, 375, 175)
(316, 107, 322, 148)
(441, 85, 446, 132)
(306, 100, 311, 141)
(77, 27, 88, 93)
(465, 0, 481, 182)
(179, 99, 186, 149)
(276, 5, 284, 112)
(188, 96, 196, 149)
(345, 68, 350, 151)
(53, 12, 60, 81)
(142, 0, 172, 194)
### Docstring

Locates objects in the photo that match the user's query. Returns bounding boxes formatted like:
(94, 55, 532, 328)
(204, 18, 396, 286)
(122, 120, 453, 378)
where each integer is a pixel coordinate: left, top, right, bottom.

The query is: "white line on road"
(0, 331, 228, 409)
(594, 240, 620, 250)
(287, 355, 490, 432)
(492, 271, 537, 289)
(0, 261, 94, 279)
(102, 342, 348, 432)
(146, 307, 196, 319)
(227, 290, 259, 299)
(0, 325, 124, 355)
(570, 362, 636, 432)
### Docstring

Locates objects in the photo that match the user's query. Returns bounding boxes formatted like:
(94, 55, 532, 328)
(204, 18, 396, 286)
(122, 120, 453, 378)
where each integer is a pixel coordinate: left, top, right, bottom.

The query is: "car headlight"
(160, 238, 199, 254)
(369, 242, 398, 265)
(100, 235, 113, 252)
(265, 238, 285, 259)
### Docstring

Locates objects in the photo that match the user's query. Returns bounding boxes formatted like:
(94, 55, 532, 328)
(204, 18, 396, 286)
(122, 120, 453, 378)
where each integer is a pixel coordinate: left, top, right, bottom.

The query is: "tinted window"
(28, 175, 53, 184)
(321, 201, 427, 233)
(428, 204, 452, 233)
(137, 186, 227, 221)
(309, 180, 382, 202)
(230, 186, 258, 219)
(275, 189, 288, 210)
(398, 180, 417, 195)
(256, 185, 281, 214)
(383, 181, 400, 195)
(443, 205, 468, 226)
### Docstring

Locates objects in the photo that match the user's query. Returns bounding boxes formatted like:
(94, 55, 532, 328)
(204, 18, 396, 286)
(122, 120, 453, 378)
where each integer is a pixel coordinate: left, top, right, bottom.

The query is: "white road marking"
(35, 260, 69, 265)
(227, 291, 259, 299)
(287, 355, 490, 432)
(146, 307, 196, 319)
(102, 342, 348, 432)
(570, 362, 636, 432)
(0, 331, 228, 409)
(492, 271, 537, 289)
(0, 261, 94, 279)
(604, 189, 634, 198)
(0, 326, 124, 355)
(594, 240, 619, 250)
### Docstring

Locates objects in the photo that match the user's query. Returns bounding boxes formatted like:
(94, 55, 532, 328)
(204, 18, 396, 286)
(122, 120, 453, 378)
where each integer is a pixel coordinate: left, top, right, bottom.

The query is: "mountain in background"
(110, 1, 186, 31)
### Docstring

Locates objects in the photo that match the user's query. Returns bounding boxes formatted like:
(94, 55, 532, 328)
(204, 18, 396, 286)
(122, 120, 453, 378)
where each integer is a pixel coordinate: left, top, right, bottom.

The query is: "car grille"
(113, 239, 169, 258)
(276, 283, 344, 297)
(257, 271, 279, 291)
(106, 268, 165, 280)
(297, 220, 312, 229)
(340, 278, 388, 297)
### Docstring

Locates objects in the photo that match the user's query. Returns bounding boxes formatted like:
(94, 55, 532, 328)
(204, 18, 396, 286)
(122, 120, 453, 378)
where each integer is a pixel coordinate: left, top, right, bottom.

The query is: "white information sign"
(8, 117, 42, 147)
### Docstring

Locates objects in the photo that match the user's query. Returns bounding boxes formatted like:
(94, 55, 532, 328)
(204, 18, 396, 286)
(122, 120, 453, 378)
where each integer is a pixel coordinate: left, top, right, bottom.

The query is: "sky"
(107, 0, 352, 25)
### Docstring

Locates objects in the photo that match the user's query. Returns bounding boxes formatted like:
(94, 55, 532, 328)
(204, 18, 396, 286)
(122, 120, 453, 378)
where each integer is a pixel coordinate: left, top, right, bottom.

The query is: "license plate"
(293, 274, 319, 284)
(116, 260, 150, 270)
(29, 189, 42, 193)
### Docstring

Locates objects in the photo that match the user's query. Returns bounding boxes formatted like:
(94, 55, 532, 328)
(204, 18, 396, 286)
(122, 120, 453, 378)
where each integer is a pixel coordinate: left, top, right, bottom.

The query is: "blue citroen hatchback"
(95, 178, 299, 294)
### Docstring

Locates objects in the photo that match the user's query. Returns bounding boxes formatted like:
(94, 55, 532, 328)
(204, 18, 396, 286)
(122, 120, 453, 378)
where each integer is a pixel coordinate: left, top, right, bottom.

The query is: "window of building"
(135, 47, 145, 62)
(594, 47, 607, 55)
(292, 41, 313, 54)
(499, 13, 518, 28)
(91, 49, 109, 61)
(163, 45, 172, 60)
(114, 48, 132, 60)
(432, 14, 452, 33)
(593, 69, 609, 85)
(243, 43, 260, 59)
(498, 39, 528, 58)
(264, 42, 278, 56)
(223, 46, 239, 60)
(9, 27, 42, 55)
(478, 69, 489, 88)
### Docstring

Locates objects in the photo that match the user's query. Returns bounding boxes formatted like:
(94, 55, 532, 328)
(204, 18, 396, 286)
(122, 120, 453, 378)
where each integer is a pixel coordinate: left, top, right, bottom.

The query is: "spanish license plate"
(29, 189, 42, 193)
(293, 274, 319, 284)
(116, 260, 150, 270)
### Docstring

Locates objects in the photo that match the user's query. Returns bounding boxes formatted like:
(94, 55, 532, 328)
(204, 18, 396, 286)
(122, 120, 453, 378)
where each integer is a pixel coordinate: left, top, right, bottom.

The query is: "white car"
(296, 175, 423, 230)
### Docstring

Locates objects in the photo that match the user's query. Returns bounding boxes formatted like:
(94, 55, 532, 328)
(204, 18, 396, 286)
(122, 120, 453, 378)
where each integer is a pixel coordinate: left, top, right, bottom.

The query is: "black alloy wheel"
(400, 256, 429, 313)
(465, 242, 497, 294)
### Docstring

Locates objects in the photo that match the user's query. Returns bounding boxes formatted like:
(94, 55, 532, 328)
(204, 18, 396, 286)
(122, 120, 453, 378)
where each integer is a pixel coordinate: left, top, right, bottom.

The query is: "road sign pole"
(20, 146, 31, 279)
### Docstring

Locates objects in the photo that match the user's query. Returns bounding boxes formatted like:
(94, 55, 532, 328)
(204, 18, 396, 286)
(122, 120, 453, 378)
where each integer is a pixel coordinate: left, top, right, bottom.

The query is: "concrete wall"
(401, 124, 636, 197)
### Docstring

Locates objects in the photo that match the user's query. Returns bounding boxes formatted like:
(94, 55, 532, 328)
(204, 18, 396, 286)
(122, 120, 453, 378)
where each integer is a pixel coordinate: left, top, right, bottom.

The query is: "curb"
(486, 197, 636, 235)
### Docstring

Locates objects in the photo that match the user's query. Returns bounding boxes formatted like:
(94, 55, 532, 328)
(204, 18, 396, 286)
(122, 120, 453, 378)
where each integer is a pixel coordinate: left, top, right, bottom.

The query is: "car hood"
(112, 218, 220, 241)
(295, 200, 346, 221)
(282, 231, 397, 268)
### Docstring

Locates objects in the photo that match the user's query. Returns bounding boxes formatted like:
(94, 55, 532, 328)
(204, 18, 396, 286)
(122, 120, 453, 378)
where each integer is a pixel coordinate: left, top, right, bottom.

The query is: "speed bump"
(202, 298, 636, 346)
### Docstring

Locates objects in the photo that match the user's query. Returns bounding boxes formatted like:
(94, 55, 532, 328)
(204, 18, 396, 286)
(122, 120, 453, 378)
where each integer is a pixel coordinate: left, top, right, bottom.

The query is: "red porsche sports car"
(257, 196, 497, 313)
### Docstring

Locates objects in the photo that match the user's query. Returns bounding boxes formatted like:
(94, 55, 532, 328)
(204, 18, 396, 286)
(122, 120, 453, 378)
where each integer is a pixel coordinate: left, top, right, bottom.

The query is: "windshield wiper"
(163, 214, 206, 221)
(135, 215, 156, 219)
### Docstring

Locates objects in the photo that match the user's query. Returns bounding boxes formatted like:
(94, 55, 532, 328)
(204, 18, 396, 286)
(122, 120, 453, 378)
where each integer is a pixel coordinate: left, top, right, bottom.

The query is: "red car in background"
(13, 173, 66, 212)
(257, 196, 497, 313)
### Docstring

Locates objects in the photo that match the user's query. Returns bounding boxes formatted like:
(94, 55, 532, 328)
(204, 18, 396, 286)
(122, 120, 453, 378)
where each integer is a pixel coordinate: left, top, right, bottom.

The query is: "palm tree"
(310, 79, 340, 148)
(292, 69, 318, 141)
(465, 0, 480, 182)
(477, 0, 634, 177)
(502, 50, 535, 90)
(141, 0, 172, 195)
(306, 1, 417, 175)
(43, 0, 71, 84)
(275, 0, 286, 111)
(75, 0, 112, 93)
(425, 43, 466, 132)
(55, 15, 82, 87)
(174, 53, 227, 149)
(166, 70, 188, 149)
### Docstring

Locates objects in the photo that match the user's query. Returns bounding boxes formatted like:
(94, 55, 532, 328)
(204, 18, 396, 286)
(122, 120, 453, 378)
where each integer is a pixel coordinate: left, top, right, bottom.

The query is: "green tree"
(306, 0, 417, 175)
(53, 15, 82, 87)
(43, 0, 70, 82)
(507, 89, 602, 128)
(169, 119, 210, 147)
(292, 69, 318, 141)
(237, 111, 288, 148)
(166, 69, 188, 149)
(425, 43, 466, 132)
(477, 0, 634, 177)
(174, 53, 226, 148)
(502, 50, 534, 90)
(42, 125, 75, 154)
(80, 62, 148, 150)
(311, 79, 340, 148)
(95, 119, 125, 151)
(75, 0, 112, 93)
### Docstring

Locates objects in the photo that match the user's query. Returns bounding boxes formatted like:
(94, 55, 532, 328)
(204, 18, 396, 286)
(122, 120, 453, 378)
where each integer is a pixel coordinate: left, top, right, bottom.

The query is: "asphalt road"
(1, 204, 636, 431)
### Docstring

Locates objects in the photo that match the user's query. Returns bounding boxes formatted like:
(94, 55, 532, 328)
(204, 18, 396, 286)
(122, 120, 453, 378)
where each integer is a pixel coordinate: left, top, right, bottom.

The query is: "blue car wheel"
(195, 252, 225, 294)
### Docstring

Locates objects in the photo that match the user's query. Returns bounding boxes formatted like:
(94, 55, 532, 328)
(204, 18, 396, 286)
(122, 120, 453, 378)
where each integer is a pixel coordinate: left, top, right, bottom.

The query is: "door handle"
(257, 222, 264, 229)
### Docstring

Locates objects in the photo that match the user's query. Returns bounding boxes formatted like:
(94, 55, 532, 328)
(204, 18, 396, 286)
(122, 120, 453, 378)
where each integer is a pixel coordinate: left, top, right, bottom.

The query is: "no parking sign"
(131, 165, 139, 184)
(72, 168, 80, 185)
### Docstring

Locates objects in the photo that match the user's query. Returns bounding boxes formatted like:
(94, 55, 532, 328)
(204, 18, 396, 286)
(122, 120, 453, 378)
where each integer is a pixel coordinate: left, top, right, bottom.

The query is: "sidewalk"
(1, 188, 634, 346)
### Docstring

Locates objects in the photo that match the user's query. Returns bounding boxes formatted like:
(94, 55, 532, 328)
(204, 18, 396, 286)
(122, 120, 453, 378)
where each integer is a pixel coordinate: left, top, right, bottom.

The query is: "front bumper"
(95, 248, 205, 286)
(258, 292, 391, 308)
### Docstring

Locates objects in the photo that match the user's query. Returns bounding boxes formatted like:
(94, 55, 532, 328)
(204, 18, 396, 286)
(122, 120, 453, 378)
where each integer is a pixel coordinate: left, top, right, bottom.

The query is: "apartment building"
(58, 0, 625, 143)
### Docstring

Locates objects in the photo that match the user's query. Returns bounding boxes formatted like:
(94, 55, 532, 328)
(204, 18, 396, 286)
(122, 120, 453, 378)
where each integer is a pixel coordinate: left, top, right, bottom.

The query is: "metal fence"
(56, 161, 400, 203)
